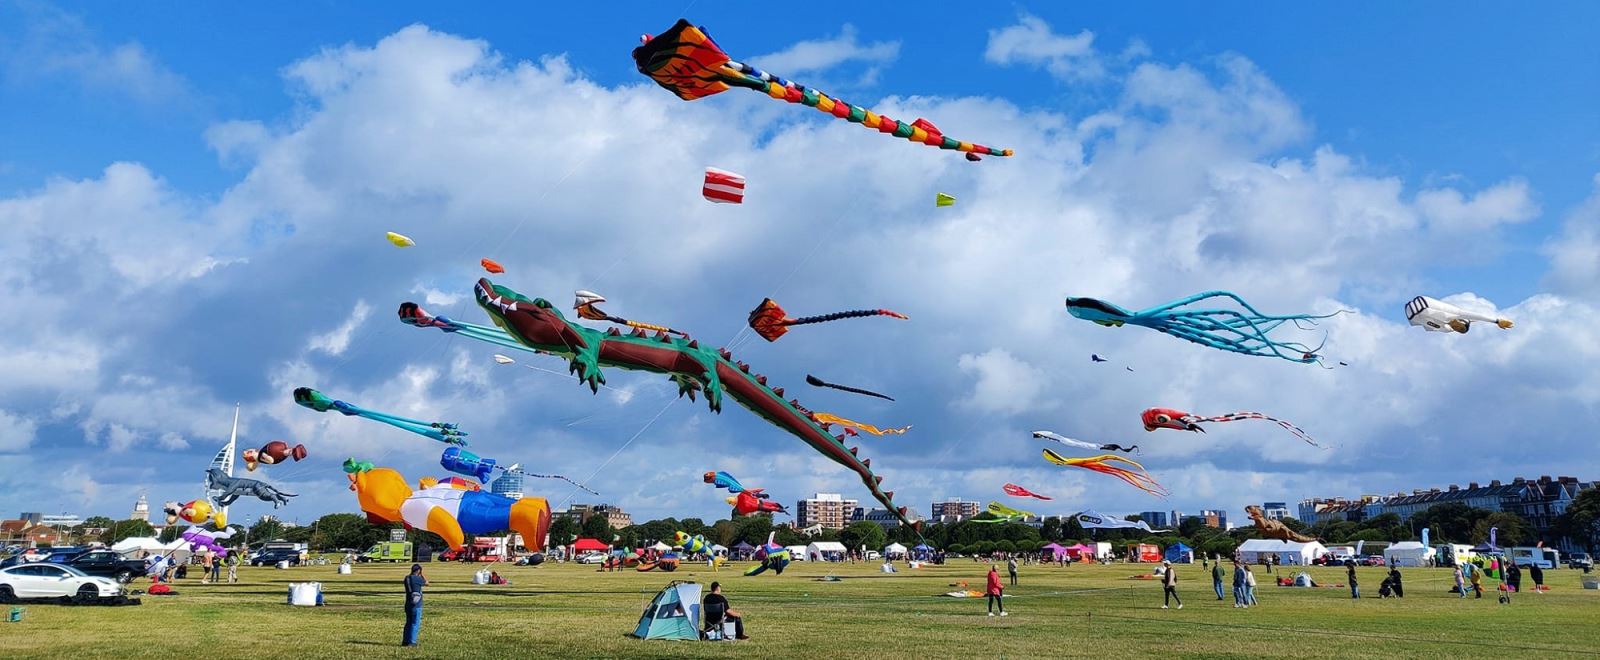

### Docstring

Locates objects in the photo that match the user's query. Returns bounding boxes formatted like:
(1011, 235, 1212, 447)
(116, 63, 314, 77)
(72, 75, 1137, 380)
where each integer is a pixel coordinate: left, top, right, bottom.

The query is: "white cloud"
(1, 3, 191, 105)
(957, 349, 1047, 415)
(1416, 179, 1538, 232)
(0, 410, 40, 452)
(308, 300, 372, 356)
(748, 24, 899, 81)
(1543, 174, 1600, 299)
(985, 14, 1103, 80)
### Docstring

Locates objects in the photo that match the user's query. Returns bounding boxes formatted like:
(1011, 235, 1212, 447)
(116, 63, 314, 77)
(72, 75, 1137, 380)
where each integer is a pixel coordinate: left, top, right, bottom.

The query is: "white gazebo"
(1383, 541, 1435, 567)
(883, 542, 908, 558)
(1236, 539, 1327, 565)
(806, 541, 847, 562)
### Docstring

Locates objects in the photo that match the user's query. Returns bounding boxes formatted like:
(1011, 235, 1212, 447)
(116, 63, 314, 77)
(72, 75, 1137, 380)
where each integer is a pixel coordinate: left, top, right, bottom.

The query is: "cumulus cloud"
(748, 24, 900, 80)
(0, 410, 40, 452)
(985, 14, 1101, 80)
(0, 2, 192, 105)
(4, 21, 1594, 523)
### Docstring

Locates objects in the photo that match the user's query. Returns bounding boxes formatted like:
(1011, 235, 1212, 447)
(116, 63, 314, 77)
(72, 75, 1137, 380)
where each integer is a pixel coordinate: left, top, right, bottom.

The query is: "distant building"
(797, 493, 857, 530)
(1302, 475, 1596, 551)
(39, 514, 83, 528)
(1137, 511, 1170, 528)
(131, 494, 151, 523)
(489, 472, 524, 500)
(1260, 502, 1290, 520)
(930, 498, 981, 523)
(560, 504, 632, 529)
(852, 507, 916, 529)
(18, 512, 41, 525)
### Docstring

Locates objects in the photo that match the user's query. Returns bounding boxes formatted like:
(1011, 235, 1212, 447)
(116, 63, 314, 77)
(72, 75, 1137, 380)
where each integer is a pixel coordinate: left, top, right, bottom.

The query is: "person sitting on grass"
(702, 582, 749, 640)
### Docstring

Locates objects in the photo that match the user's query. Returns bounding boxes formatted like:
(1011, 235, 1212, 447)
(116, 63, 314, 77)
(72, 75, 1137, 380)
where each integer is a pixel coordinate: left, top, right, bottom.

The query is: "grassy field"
(3, 558, 1598, 658)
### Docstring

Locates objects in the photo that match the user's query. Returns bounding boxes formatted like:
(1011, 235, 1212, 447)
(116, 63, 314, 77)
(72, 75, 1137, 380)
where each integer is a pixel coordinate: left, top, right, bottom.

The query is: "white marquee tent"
(1383, 541, 1436, 567)
(883, 542, 908, 558)
(807, 541, 847, 562)
(1236, 539, 1327, 565)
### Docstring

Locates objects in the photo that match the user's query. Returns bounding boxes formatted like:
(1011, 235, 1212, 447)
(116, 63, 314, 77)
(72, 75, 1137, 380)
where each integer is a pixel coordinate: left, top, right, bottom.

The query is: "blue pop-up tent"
(1164, 542, 1194, 564)
(632, 580, 702, 641)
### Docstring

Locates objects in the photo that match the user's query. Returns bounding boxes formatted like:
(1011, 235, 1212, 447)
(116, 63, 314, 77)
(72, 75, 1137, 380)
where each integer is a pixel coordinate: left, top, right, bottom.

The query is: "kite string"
(557, 398, 677, 509)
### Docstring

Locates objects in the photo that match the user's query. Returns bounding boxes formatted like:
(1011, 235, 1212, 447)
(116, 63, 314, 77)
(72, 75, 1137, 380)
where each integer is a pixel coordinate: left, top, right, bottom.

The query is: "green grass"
(3, 559, 1597, 658)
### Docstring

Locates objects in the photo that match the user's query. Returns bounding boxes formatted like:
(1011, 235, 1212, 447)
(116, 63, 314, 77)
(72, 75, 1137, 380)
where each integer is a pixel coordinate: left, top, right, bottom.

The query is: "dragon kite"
(1141, 407, 1325, 449)
(1042, 449, 1169, 497)
(1064, 291, 1343, 365)
(634, 19, 1013, 162)
(398, 279, 919, 528)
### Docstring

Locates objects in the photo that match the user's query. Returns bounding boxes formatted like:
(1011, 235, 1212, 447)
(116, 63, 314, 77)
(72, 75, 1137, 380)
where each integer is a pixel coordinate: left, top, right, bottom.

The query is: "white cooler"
(337, 563, 352, 575)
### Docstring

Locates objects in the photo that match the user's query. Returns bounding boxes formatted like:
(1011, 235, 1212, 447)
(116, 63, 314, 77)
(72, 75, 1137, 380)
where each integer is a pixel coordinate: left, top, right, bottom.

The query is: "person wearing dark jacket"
(1211, 561, 1226, 600)
(1347, 562, 1359, 599)
(1387, 566, 1404, 598)
(1506, 563, 1522, 593)
(403, 564, 428, 646)
(1529, 563, 1544, 592)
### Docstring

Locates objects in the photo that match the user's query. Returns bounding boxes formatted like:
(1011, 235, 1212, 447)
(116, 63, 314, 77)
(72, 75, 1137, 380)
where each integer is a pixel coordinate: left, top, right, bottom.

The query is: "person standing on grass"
(986, 565, 1007, 616)
(1454, 565, 1466, 598)
(1528, 562, 1544, 593)
(1212, 559, 1226, 600)
(1244, 565, 1258, 606)
(1161, 560, 1182, 609)
(403, 564, 428, 646)
(227, 553, 239, 583)
(1469, 561, 1484, 599)
(1007, 557, 1018, 586)
(1506, 562, 1521, 593)
(201, 552, 213, 584)
(1347, 562, 1359, 599)
(1232, 560, 1247, 608)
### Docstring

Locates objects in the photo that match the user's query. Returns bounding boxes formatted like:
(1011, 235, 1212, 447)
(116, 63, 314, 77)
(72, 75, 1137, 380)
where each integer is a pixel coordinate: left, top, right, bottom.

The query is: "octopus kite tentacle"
(1003, 483, 1052, 500)
(398, 279, 919, 529)
(294, 387, 468, 445)
(1032, 430, 1140, 454)
(1065, 291, 1346, 365)
(1042, 449, 1170, 497)
(1142, 407, 1324, 449)
(806, 374, 894, 401)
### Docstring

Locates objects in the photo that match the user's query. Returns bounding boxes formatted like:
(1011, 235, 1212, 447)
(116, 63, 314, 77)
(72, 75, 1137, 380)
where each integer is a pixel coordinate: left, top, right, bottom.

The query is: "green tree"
(1410, 503, 1493, 544)
(548, 516, 579, 547)
(732, 515, 774, 545)
(1471, 512, 1534, 547)
(104, 519, 154, 544)
(947, 543, 967, 555)
(1040, 517, 1062, 542)
(1555, 487, 1600, 552)
(839, 521, 887, 553)
(158, 525, 181, 543)
(250, 518, 286, 543)
(772, 526, 806, 548)
(81, 516, 115, 532)
(709, 520, 737, 547)
(580, 514, 613, 541)
(309, 513, 384, 551)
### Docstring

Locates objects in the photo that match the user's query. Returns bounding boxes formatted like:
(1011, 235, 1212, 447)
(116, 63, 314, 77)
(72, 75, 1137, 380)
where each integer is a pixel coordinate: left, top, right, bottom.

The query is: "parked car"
(0, 563, 127, 604)
(1566, 553, 1592, 570)
(249, 549, 303, 567)
(576, 552, 608, 565)
(65, 550, 147, 583)
(1361, 555, 1386, 566)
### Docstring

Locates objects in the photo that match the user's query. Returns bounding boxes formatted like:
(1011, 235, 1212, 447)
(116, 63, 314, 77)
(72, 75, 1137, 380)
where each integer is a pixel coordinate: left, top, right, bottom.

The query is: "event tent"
(1042, 543, 1067, 560)
(571, 538, 609, 553)
(1063, 543, 1095, 559)
(1165, 542, 1195, 564)
(883, 542, 907, 558)
(785, 545, 808, 561)
(807, 541, 847, 562)
(731, 541, 756, 559)
(709, 544, 728, 556)
(1384, 542, 1435, 567)
(1236, 539, 1327, 565)
(651, 541, 673, 553)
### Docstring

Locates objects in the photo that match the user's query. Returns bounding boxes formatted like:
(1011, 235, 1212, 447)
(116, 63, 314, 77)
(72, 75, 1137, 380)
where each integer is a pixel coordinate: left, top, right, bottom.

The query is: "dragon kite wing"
(748, 298, 907, 342)
(633, 19, 1013, 161)
(398, 279, 921, 529)
(1002, 483, 1052, 500)
(572, 290, 684, 336)
(293, 387, 468, 445)
(1065, 291, 1345, 365)
(1042, 448, 1169, 497)
(1032, 430, 1138, 454)
(804, 375, 894, 401)
(811, 412, 911, 437)
(1143, 407, 1324, 449)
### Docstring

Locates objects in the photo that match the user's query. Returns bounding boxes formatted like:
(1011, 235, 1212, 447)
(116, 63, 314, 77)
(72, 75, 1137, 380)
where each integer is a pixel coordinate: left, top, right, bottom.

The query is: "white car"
(0, 563, 125, 604)
(577, 552, 609, 565)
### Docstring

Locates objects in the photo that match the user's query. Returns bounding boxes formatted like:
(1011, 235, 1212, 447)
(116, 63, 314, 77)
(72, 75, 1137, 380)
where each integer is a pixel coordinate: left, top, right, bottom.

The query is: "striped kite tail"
(788, 308, 909, 326)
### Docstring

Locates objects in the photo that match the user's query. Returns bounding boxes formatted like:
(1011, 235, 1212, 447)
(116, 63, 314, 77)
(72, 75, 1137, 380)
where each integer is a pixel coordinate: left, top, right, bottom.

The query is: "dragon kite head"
(1064, 297, 1131, 327)
(1142, 408, 1203, 433)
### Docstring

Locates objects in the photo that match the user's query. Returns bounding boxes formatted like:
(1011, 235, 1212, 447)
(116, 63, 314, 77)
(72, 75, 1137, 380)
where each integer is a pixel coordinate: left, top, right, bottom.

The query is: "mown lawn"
(2, 558, 1597, 658)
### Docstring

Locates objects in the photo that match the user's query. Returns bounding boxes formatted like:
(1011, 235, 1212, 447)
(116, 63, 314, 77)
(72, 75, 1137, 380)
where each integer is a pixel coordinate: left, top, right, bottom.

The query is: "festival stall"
(1383, 541, 1435, 567)
(1236, 539, 1327, 565)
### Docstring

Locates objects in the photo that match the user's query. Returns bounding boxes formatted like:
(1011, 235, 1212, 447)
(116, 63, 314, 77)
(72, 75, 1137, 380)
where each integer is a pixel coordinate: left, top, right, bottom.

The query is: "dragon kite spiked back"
(1064, 291, 1346, 365)
(397, 279, 919, 529)
(633, 19, 1013, 162)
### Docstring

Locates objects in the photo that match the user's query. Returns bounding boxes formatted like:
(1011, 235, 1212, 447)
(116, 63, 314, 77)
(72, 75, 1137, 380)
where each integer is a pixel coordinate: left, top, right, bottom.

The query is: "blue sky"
(2, 1, 1598, 529)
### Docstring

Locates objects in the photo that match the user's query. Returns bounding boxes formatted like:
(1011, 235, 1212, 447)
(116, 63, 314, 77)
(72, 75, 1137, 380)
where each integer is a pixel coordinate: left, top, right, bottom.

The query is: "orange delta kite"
(811, 412, 910, 437)
(633, 19, 1014, 162)
(481, 259, 505, 274)
(747, 297, 907, 342)
(1042, 448, 1170, 498)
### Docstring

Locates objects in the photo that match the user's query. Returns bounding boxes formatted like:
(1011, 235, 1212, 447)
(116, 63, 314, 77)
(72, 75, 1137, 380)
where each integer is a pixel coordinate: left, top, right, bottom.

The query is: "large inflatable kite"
(805, 374, 894, 401)
(972, 501, 1032, 523)
(1244, 505, 1316, 543)
(634, 19, 1013, 161)
(398, 279, 918, 528)
(242, 441, 307, 471)
(439, 446, 597, 493)
(294, 387, 468, 446)
(206, 468, 295, 507)
(347, 464, 551, 551)
(704, 470, 759, 495)
(1141, 407, 1324, 449)
(1065, 291, 1342, 365)
(811, 412, 910, 437)
(747, 298, 907, 342)
(673, 531, 712, 555)
(728, 490, 788, 517)
(180, 526, 236, 557)
(1032, 430, 1139, 454)
(744, 533, 791, 577)
(163, 500, 225, 528)
(1404, 295, 1513, 334)
(1041, 449, 1169, 497)
(1002, 483, 1051, 500)
(574, 290, 683, 337)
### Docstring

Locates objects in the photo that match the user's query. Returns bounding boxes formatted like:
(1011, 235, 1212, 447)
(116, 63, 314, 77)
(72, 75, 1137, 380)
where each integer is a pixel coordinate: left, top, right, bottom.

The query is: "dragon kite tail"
(789, 308, 909, 326)
(404, 278, 919, 529)
(1200, 412, 1325, 448)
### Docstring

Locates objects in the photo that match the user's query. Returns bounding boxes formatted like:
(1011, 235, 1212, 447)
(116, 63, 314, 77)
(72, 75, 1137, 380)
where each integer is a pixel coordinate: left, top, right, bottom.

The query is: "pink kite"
(1003, 483, 1052, 500)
